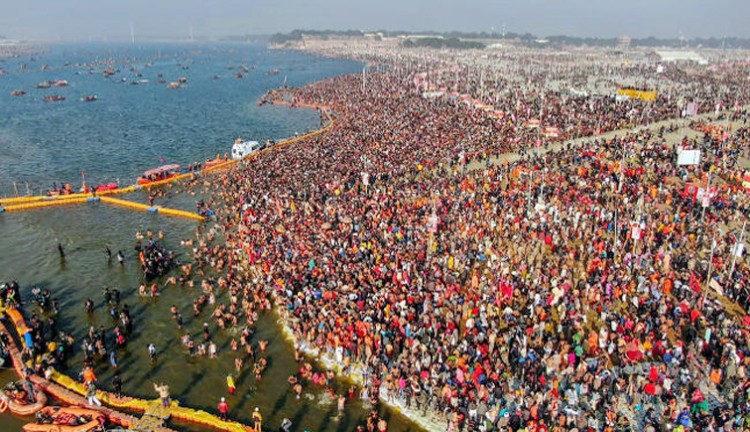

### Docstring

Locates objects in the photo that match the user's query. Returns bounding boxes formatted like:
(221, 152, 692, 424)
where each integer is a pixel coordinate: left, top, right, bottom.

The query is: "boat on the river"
(23, 406, 105, 432)
(47, 183, 75, 196)
(166, 81, 181, 89)
(231, 138, 262, 160)
(137, 164, 181, 185)
(203, 154, 230, 169)
(80, 95, 97, 102)
(0, 381, 48, 416)
(79, 182, 118, 193)
(11, 89, 26, 97)
(43, 95, 65, 103)
(94, 182, 118, 192)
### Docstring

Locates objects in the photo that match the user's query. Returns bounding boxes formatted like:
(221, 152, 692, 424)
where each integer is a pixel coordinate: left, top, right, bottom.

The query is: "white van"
(231, 139, 262, 160)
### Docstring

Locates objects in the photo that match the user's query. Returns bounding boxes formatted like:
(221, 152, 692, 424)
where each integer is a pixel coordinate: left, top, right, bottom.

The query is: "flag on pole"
(709, 278, 723, 295)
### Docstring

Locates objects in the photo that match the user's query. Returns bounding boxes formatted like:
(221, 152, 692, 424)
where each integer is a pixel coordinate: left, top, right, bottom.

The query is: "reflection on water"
(0, 44, 422, 432)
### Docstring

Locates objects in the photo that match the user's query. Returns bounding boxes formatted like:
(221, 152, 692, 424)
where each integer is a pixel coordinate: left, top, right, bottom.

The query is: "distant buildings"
(654, 50, 708, 65)
(617, 35, 631, 50)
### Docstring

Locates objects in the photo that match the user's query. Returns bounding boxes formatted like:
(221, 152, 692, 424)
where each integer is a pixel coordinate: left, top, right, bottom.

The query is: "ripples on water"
(0, 44, 422, 431)
(0, 43, 349, 192)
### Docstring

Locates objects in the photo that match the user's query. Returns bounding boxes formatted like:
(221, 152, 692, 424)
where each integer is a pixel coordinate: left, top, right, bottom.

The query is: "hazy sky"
(1, 0, 748, 41)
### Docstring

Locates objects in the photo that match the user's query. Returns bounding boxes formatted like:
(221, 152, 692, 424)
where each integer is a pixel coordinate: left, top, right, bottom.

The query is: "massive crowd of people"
(4, 45, 750, 432)
(213, 50, 750, 431)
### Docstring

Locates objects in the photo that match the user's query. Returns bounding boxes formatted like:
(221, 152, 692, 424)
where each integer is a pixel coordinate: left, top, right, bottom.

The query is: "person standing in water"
(217, 397, 229, 420)
(280, 418, 292, 432)
(251, 407, 262, 431)
(58, 243, 65, 259)
(148, 343, 157, 363)
(227, 373, 236, 395)
(112, 373, 123, 397)
(153, 382, 170, 407)
(86, 381, 102, 406)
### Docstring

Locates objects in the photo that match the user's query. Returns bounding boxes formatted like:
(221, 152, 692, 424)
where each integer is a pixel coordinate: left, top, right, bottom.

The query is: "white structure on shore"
(655, 50, 708, 65)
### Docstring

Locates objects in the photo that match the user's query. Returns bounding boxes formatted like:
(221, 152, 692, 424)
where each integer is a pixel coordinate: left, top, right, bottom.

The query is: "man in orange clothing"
(82, 366, 97, 384)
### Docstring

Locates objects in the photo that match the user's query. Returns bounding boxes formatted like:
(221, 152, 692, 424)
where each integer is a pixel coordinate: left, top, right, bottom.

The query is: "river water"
(0, 43, 421, 432)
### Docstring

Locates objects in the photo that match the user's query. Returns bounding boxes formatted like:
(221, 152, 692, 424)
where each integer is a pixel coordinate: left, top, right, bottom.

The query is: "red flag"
(689, 271, 702, 293)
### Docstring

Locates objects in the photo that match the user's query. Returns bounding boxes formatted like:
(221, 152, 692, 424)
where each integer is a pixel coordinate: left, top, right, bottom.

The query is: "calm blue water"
(0, 43, 359, 194)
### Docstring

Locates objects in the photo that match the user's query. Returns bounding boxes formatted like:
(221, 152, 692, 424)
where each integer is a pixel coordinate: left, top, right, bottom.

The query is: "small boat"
(213, 75, 221, 80)
(231, 139, 262, 160)
(102, 68, 116, 77)
(166, 82, 181, 89)
(36, 81, 51, 89)
(203, 154, 230, 169)
(48, 184, 75, 196)
(44, 95, 65, 103)
(23, 406, 105, 432)
(137, 164, 181, 185)
(80, 95, 97, 102)
(94, 182, 118, 192)
(235, 72, 243, 79)
(130, 79, 149, 85)
(0, 381, 48, 416)
(51, 80, 69, 87)
(11, 90, 26, 97)
(267, 69, 280, 75)
(177, 76, 188, 84)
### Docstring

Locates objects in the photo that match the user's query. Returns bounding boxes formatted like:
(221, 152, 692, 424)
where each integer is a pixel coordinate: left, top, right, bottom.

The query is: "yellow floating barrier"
(0, 195, 47, 205)
(98, 196, 204, 221)
(50, 370, 252, 432)
(156, 207, 206, 221)
(2, 197, 91, 212)
(98, 196, 150, 211)
(202, 159, 239, 173)
(0, 185, 143, 207)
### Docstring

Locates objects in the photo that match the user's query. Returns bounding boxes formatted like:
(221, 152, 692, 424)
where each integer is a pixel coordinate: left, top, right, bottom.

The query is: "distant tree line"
(264, 30, 750, 50)
(401, 37, 485, 49)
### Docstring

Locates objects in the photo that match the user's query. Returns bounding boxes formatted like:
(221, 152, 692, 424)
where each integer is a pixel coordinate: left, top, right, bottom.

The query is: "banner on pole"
(677, 149, 700, 166)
